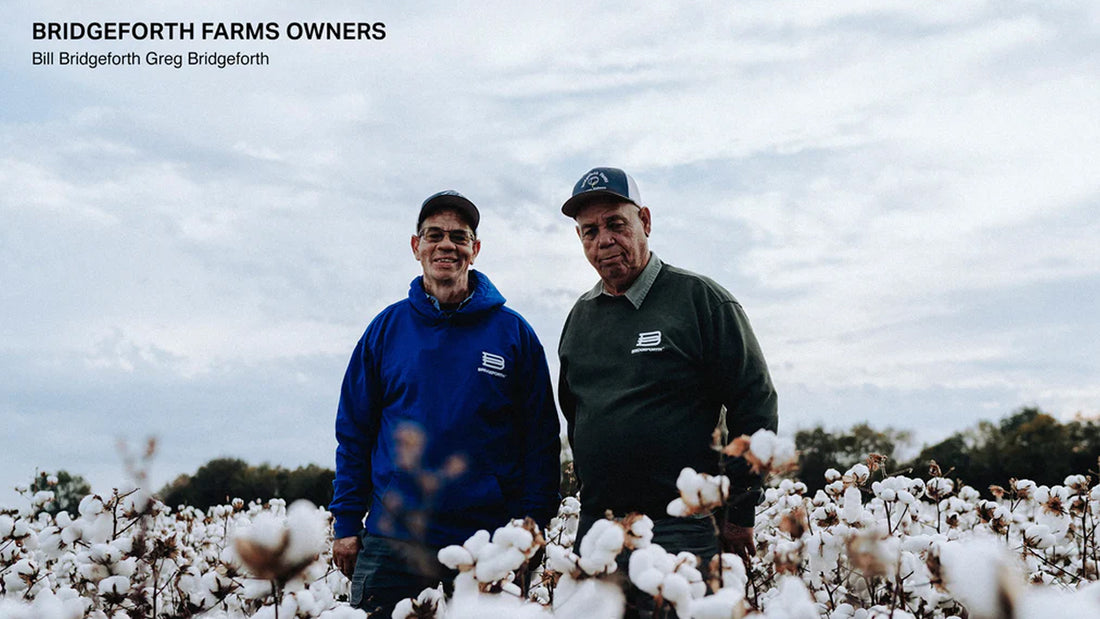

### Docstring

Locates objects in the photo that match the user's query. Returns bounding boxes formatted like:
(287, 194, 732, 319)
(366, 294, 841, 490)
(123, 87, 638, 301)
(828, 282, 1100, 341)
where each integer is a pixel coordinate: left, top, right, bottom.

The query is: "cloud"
(2, 1, 1098, 506)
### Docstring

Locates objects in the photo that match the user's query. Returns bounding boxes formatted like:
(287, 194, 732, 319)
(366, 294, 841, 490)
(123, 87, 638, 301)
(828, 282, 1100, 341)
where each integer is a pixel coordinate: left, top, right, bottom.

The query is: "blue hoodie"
(330, 271, 561, 547)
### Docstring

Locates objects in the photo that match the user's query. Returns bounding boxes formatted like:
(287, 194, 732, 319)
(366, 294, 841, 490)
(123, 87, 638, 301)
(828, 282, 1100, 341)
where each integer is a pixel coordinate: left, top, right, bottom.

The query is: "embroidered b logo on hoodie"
(479, 351, 507, 377)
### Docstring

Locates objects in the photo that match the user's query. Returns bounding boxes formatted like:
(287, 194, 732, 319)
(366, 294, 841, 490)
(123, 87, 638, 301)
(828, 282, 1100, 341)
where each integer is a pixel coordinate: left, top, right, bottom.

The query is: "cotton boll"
(578, 550, 618, 576)
(677, 467, 700, 492)
(78, 496, 105, 519)
(239, 512, 286, 553)
(688, 587, 743, 619)
(939, 538, 1024, 619)
(60, 524, 83, 545)
(900, 535, 934, 554)
(493, 524, 534, 551)
(390, 597, 414, 619)
(284, 500, 327, 566)
(241, 578, 274, 600)
(716, 553, 747, 590)
(698, 476, 729, 507)
(579, 520, 624, 561)
(552, 577, 625, 619)
(546, 543, 580, 575)
(29, 588, 85, 619)
(767, 576, 819, 619)
(749, 429, 777, 463)
(78, 562, 110, 582)
(97, 575, 130, 596)
(89, 543, 120, 565)
(660, 572, 694, 612)
(32, 491, 56, 510)
(438, 545, 475, 570)
(682, 569, 706, 599)
(0, 515, 15, 538)
(842, 487, 863, 523)
(632, 568, 664, 596)
(289, 589, 318, 615)
(1024, 524, 1056, 549)
(845, 464, 870, 485)
(667, 498, 689, 518)
(463, 529, 491, 555)
(112, 557, 137, 578)
(474, 544, 525, 582)
(626, 515, 654, 549)
(447, 590, 550, 619)
(628, 545, 658, 574)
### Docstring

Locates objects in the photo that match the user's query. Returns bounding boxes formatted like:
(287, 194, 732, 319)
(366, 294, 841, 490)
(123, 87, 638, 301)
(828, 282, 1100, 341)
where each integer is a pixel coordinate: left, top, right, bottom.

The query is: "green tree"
(157, 459, 335, 509)
(906, 407, 1100, 496)
(795, 423, 912, 493)
(29, 470, 92, 517)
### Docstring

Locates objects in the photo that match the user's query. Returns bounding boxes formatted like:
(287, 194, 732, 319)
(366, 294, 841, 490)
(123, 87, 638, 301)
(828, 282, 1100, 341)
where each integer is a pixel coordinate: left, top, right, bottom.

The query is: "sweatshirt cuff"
(332, 513, 364, 540)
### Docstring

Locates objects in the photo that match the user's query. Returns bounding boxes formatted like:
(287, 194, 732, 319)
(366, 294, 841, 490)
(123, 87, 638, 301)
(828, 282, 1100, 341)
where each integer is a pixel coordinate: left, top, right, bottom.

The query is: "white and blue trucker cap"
(561, 167, 642, 216)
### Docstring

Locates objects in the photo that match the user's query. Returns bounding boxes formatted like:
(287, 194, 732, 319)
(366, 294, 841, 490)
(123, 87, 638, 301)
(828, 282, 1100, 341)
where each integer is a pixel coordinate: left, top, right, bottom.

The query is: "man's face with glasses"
(411, 209, 481, 291)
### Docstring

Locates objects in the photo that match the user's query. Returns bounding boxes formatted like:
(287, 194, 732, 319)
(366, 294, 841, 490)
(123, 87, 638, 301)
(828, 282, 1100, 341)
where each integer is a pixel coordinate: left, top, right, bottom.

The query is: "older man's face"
(412, 210, 480, 289)
(574, 200, 651, 295)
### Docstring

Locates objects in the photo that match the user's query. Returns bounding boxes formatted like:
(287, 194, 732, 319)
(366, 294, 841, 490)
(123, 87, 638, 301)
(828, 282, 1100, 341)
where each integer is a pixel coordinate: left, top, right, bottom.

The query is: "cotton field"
(2, 431, 1098, 619)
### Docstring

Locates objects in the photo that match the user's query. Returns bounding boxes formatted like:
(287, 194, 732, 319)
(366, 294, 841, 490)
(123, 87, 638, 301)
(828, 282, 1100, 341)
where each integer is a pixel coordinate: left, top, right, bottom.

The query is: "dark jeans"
(576, 513, 721, 619)
(350, 533, 455, 617)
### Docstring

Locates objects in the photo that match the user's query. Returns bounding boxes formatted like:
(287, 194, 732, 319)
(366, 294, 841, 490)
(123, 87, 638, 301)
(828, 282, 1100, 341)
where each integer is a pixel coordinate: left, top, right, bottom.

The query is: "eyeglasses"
(418, 227, 475, 246)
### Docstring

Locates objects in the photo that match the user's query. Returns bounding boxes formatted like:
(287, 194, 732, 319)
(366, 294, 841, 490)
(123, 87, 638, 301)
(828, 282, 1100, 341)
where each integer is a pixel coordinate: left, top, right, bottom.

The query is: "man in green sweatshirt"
(557, 167, 779, 577)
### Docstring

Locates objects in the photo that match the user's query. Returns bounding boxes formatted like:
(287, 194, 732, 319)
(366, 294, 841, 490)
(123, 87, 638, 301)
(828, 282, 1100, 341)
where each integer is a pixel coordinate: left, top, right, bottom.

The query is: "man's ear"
(469, 239, 481, 264)
(411, 234, 420, 258)
(639, 206, 652, 236)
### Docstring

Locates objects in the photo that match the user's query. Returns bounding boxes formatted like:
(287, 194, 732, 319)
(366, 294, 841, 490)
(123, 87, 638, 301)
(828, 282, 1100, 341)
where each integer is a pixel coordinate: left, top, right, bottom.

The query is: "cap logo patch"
(582, 170, 609, 190)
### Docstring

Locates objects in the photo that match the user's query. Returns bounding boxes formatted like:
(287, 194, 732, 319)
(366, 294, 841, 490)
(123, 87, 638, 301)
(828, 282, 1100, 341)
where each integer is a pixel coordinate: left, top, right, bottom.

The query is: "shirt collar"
(424, 272, 477, 313)
(579, 252, 662, 309)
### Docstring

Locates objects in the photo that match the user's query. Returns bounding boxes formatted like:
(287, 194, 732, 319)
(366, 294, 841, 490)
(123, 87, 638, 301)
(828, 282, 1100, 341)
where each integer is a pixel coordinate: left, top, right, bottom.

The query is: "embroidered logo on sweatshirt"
(631, 330, 665, 354)
(478, 351, 507, 377)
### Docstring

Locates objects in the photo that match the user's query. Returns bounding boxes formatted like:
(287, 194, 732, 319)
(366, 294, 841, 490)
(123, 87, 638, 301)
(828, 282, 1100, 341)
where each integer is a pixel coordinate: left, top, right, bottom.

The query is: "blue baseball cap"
(418, 190, 480, 232)
(561, 167, 642, 217)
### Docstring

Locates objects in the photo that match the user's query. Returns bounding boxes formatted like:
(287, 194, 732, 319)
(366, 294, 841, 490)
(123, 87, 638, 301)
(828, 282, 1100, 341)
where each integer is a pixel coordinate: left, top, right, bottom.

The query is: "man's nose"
(597, 226, 617, 246)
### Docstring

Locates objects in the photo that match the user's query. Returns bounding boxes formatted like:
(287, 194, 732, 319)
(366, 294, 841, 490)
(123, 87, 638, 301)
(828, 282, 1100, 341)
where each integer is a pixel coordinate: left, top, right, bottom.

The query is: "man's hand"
(719, 522, 756, 564)
(332, 535, 361, 578)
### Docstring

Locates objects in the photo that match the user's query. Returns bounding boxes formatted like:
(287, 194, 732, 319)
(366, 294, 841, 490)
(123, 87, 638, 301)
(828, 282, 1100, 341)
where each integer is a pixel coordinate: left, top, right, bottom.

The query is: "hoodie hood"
(407, 269, 506, 324)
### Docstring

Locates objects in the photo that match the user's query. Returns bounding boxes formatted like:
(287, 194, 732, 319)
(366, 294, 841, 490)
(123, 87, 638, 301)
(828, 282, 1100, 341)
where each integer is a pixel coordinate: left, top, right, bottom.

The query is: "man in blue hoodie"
(330, 191, 561, 616)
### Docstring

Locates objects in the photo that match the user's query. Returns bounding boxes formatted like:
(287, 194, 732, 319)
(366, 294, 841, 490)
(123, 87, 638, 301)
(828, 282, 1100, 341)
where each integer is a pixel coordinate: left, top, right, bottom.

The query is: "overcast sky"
(3, 1, 1098, 509)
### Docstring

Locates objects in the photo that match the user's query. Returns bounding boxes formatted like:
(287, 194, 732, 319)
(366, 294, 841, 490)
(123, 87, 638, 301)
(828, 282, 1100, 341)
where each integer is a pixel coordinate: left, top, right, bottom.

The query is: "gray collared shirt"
(579, 252, 663, 309)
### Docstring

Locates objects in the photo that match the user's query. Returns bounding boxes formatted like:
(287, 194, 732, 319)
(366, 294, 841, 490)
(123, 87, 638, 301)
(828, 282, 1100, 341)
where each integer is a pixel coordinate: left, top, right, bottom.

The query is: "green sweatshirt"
(558, 254, 778, 526)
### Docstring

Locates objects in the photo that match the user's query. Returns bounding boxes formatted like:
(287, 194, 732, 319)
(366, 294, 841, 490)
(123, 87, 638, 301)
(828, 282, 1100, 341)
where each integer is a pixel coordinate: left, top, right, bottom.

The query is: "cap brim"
(561, 190, 636, 217)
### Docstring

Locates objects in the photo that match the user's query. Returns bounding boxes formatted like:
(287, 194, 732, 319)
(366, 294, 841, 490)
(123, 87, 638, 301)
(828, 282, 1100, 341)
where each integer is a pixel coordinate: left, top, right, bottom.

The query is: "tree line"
(26, 406, 1098, 515)
(796, 406, 1100, 495)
